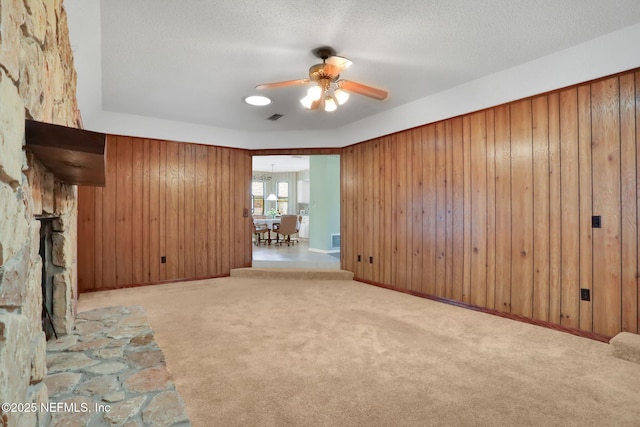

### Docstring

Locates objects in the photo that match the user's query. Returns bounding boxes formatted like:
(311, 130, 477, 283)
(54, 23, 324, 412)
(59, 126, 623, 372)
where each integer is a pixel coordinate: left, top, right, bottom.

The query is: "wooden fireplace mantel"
(25, 119, 107, 187)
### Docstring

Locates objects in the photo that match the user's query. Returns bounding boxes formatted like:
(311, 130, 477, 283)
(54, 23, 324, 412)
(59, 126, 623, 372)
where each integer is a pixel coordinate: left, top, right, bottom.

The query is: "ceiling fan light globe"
(334, 88, 349, 105)
(307, 85, 322, 101)
(300, 96, 314, 109)
(324, 96, 337, 112)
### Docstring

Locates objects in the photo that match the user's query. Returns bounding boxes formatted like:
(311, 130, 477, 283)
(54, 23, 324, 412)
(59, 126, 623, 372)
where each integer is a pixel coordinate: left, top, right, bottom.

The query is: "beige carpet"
(79, 277, 640, 426)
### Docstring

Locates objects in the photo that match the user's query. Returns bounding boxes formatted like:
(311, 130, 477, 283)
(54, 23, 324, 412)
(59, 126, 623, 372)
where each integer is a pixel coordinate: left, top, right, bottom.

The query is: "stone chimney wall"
(0, 0, 80, 425)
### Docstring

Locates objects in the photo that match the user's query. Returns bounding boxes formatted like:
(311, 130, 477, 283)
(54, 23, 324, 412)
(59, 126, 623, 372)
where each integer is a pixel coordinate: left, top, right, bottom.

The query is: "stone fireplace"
(0, 1, 81, 425)
(37, 215, 74, 340)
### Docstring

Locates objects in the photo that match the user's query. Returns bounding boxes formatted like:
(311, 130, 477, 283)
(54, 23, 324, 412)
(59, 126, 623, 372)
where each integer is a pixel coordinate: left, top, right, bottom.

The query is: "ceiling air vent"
(266, 113, 283, 121)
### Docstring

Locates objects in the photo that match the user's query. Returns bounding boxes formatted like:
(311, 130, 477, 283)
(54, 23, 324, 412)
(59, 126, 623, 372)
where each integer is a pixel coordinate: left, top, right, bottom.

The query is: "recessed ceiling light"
(244, 95, 272, 106)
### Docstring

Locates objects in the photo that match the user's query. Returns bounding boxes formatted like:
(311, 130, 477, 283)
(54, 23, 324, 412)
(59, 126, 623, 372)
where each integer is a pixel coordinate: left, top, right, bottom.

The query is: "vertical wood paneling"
(445, 121, 454, 300)
(177, 144, 186, 278)
(103, 137, 117, 287)
(451, 118, 464, 302)
(149, 140, 160, 282)
(636, 71, 640, 335)
(373, 141, 382, 281)
(591, 77, 622, 337)
(548, 93, 562, 325)
(494, 105, 512, 312)
(485, 110, 497, 310)
(470, 111, 487, 307)
(220, 148, 231, 274)
(396, 133, 409, 289)
(578, 85, 593, 332)
(412, 130, 423, 292)
(363, 143, 373, 280)
(356, 144, 365, 278)
(77, 186, 94, 291)
(165, 142, 180, 279)
(132, 141, 144, 284)
(349, 145, 358, 274)
(422, 126, 437, 296)
(560, 88, 580, 329)
(93, 186, 103, 289)
(510, 100, 534, 318)
(194, 145, 208, 278)
(183, 145, 196, 278)
(462, 117, 472, 303)
(532, 96, 550, 321)
(435, 122, 447, 297)
(142, 140, 150, 283)
(78, 138, 252, 291)
(383, 137, 393, 285)
(232, 150, 248, 269)
(338, 68, 640, 339)
(207, 146, 219, 276)
(115, 137, 133, 286)
(620, 73, 637, 333)
(159, 141, 167, 281)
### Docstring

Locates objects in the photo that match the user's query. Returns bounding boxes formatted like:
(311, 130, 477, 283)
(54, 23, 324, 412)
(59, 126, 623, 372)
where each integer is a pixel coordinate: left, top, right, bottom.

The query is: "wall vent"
(331, 233, 341, 249)
(267, 113, 284, 121)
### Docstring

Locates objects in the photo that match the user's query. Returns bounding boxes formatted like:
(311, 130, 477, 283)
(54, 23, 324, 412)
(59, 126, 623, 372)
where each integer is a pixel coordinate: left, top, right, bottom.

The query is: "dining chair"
(275, 215, 299, 246)
(252, 221, 268, 246)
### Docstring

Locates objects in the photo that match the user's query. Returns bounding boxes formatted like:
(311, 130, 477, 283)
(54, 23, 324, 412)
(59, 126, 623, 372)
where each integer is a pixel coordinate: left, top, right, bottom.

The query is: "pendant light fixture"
(266, 164, 277, 201)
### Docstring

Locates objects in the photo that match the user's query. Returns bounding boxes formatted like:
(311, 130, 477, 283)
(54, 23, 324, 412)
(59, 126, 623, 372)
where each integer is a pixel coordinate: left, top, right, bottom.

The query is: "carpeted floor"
(79, 277, 640, 427)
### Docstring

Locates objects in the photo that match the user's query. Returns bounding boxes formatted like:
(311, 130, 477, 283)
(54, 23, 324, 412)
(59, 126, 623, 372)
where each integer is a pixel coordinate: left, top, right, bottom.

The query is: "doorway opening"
(251, 155, 340, 269)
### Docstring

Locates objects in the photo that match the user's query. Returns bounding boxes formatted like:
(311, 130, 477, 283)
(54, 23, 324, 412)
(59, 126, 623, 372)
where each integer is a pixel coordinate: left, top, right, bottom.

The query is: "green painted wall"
(309, 155, 341, 251)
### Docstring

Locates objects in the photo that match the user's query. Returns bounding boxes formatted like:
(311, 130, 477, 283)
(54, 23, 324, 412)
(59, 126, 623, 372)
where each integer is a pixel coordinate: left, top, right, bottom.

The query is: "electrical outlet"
(161, 256, 166, 264)
(580, 288, 590, 301)
(369, 256, 373, 264)
(357, 255, 361, 262)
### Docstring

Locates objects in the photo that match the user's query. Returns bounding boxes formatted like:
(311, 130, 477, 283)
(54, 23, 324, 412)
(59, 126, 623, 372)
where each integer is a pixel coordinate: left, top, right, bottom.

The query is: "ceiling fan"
(255, 46, 389, 112)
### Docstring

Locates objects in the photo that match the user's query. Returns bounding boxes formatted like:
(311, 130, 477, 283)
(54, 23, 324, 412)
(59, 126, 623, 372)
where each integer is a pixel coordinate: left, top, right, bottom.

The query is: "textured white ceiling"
(95, 0, 640, 135)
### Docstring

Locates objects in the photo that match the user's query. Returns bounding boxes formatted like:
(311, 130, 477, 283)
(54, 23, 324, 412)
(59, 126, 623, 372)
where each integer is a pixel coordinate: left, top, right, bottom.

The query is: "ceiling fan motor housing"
(313, 46, 336, 60)
(308, 64, 340, 90)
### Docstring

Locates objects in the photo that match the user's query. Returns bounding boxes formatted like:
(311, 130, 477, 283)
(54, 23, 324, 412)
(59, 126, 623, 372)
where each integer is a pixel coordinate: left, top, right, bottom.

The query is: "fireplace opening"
(37, 217, 59, 339)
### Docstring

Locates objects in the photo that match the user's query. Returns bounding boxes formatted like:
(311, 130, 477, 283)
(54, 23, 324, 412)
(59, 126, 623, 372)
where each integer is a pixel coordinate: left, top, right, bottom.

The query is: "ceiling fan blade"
(326, 55, 352, 73)
(255, 79, 309, 90)
(337, 80, 389, 101)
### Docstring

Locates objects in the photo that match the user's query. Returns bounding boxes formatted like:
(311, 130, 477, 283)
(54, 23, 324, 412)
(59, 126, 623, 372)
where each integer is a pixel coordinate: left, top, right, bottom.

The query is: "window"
(251, 181, 264, 214)
(277, 182, 288, 214)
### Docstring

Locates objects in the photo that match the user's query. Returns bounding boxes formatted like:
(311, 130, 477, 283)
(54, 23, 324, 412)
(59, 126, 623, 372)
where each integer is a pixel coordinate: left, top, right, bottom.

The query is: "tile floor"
(251, 238, 340, 269)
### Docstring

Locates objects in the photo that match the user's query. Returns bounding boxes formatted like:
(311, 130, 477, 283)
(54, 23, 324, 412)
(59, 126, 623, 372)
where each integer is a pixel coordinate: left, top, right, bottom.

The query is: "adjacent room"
(251, 155, 341, 269)
(2, 1, 640, 426)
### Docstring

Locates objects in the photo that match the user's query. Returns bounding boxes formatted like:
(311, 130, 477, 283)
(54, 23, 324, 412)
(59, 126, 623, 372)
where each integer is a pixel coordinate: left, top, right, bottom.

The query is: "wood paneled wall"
(78, 136, 252, 292)
(342, 69, 640, 338)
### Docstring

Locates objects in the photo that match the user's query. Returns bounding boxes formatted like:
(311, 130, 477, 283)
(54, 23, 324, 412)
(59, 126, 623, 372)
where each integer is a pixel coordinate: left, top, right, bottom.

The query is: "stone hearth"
(45, 306, 190, 427)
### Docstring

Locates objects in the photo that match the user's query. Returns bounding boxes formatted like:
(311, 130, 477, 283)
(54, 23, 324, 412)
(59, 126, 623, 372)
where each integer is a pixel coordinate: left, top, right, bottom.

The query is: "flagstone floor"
(45, 306, 190, 427)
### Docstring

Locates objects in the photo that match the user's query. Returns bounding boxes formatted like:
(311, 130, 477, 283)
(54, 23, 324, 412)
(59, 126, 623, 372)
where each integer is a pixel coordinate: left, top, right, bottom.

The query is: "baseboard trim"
(79, 274, 231, 293)
(354, 277, 612, 344)
(307, 248, 340, 254)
